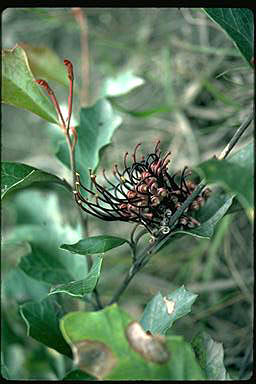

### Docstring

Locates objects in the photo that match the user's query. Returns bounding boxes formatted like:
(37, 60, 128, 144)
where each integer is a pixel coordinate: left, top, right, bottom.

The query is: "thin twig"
(218, 111, 254, 160)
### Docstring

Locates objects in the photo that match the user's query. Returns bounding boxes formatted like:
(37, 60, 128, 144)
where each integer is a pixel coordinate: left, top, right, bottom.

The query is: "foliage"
(2, 7, 253, 380)
(203, 8, 253, 66)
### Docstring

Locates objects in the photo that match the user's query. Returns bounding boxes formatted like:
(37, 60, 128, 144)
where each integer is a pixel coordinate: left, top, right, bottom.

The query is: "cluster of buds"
(74, 141, 211, 236)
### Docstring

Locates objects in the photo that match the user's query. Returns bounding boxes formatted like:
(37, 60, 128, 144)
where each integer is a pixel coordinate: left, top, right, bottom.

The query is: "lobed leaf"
(140, 286, 198, 335)
(1, 162, 70, 200)
(2, 45, 58, 123)
(60, 304, 204, 380)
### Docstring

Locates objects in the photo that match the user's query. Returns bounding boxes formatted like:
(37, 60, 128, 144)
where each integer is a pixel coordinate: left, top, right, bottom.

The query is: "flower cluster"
(74, 141, 210, 236)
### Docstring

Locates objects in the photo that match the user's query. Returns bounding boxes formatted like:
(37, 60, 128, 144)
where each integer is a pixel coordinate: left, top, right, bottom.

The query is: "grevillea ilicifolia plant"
(37, 59, 211, 239)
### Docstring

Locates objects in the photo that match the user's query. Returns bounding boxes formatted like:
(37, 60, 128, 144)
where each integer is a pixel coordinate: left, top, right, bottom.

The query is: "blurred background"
(2, 8, 253, 379)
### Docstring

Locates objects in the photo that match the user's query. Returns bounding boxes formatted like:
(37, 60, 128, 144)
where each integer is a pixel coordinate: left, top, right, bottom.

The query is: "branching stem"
(108, 110, 253, 305)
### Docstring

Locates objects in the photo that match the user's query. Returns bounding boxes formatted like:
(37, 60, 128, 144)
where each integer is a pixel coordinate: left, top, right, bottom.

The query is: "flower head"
(74, 141, 210, 236)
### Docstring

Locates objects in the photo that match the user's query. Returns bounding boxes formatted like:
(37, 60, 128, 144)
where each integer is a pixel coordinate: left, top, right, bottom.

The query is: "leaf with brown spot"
(126, 321, 170, 364)
(73, 340, 117, 380)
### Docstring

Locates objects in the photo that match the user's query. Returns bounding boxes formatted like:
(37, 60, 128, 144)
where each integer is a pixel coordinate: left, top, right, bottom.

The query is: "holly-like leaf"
(60, 235, 128, 255)
(203, 8, 253, 66)
(101, 71, 144, 97)
(56, 98, 122, 188)
(2, 45, 58, 123)
(1, 162, 70, 200)
(140, 286, 198, 335)
(60, 304, 204, 380)
(191, 331, 230, 380)
(20, 295, 72, 358)
(49, 255, 103, 298)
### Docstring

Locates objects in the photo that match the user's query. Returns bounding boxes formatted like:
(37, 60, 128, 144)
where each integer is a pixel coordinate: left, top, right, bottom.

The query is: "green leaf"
(228, 140, 253, 166)
(2, 45, 58, 123)
(7, 190, 87, 285)
(20, 43, 70, 88)
(196, 145, 253, 211)
(63, 369, 96, 381)
(191, 331, 230, 380)
(140, 286, 198, 335)
(1, 162, 70, 200)
(18, 242, 85, 285)
(49, 255, 103, 298)
(56, 98, 122, 187)
(60, 235, 128, 255)
(60, 304, 204, 380)
(2, 266, 50, 304)
(203, 8, 253, 66)
(20, 295, 72, 358)
(187, 193, 234, 239)
(156, 192, 234, 253)
(101, 71, 144, 97)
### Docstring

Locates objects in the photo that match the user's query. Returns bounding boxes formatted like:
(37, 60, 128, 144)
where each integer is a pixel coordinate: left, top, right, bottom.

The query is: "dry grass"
(2, 8, 253, 379)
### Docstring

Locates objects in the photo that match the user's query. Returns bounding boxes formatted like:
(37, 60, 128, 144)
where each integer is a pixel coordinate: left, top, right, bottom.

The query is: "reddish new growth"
(36, 59, 77, 148)
(74, 142, 211, 236)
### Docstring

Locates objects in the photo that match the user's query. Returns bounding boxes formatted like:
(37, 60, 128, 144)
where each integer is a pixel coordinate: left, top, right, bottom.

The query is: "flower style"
(73, 141, 211, 236)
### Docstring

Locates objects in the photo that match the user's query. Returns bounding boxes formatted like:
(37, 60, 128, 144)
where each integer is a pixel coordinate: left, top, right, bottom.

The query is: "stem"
(108, 182, 205, 305)
(93, 287, 104, 310)
(108, 111, 253, 305)
(66, 73, 74, 137)
(218, 111, 254, 160)
(65, 132, 77, 190)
